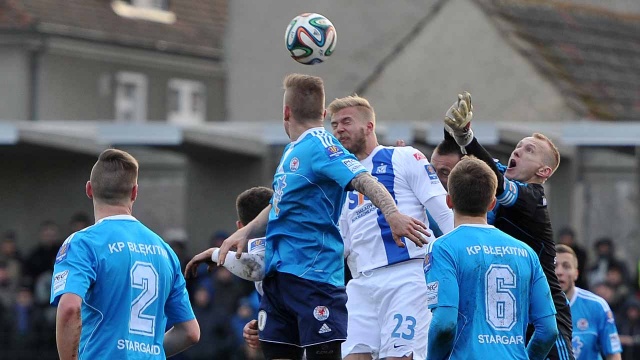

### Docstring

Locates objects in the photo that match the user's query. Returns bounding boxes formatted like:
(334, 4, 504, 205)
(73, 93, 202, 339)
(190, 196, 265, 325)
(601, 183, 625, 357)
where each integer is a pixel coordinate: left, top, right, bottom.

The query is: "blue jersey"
(50, 215, 194, 359)
(570, 287, 622, 360)
(425, 224, 556, 359)
(266, 127, 367, 287)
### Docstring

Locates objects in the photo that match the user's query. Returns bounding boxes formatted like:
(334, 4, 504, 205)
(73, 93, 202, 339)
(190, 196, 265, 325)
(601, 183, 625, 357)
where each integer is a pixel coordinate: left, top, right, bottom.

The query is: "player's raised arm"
(350, 172, 429, 247)
(217, 204, 270, 266)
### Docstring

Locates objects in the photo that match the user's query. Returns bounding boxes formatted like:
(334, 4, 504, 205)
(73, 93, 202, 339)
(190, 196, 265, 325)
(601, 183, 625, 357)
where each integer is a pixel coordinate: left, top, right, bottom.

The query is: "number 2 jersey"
(50, 215, 195, 359)
(425, 224, 556, 359)
(339, 145, 453, 276)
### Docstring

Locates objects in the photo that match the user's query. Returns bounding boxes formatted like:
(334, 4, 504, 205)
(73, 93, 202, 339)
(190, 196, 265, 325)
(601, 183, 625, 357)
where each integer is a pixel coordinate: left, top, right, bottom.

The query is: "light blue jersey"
(570, 287, 622, 360)
(425, 224, 556, 359)
(50, 215, 194, 359)
(266, 127, 367, 287)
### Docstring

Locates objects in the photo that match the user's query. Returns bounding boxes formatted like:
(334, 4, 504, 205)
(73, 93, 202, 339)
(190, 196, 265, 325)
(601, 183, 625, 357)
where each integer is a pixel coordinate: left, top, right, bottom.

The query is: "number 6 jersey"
(50, 215, 195, 359)
(424, 224, 556, 359)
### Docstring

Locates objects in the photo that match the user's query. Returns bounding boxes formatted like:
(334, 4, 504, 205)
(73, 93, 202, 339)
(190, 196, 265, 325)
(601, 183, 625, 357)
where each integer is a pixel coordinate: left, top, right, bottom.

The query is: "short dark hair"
(236, 187, 274, 226)
(555, 244, 578, 267)
(283, 73, 325, 123)
(90, 149, 138, 205)
(434, 139, 463, 158)
(448, 157, 497, 216)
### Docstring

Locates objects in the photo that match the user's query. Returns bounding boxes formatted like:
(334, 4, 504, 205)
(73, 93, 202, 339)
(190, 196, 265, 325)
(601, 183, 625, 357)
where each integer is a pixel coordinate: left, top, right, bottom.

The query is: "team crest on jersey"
(376, 163, 387, 174)
(325, 145, 344, 159)
(413, 151, 427, 161)
(425, 164, 439, 182)
(606, 310, 615, 324)
(577, 318, 589, 330)
(258, 310, 267, 331)
(313, 306, 330, 321)
(289, 157, 300, 172)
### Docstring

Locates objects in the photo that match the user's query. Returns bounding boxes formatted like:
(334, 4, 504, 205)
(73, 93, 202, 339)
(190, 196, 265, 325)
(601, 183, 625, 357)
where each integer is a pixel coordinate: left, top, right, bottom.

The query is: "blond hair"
(555, 244, 578, 268)
(327, 95, 376, 123)
(533, 133, 561, 175)
(90, 149, 138, 205)
(283, 73, 325, 123)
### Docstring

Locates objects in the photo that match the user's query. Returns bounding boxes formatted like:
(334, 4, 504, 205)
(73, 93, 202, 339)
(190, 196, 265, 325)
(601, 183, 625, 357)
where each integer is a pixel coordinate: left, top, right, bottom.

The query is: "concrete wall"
(37, 53, 225, 122)
(0, 47, 30, 120)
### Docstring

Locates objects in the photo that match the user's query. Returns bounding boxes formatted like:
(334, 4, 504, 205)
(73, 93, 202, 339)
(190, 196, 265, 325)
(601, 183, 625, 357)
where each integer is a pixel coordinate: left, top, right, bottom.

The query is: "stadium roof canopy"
(1, 120, 639, 158)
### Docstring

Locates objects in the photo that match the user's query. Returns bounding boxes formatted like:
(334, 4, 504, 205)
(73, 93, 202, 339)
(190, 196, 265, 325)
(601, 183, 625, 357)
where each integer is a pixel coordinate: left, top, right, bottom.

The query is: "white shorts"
(342, 259, 430, 360)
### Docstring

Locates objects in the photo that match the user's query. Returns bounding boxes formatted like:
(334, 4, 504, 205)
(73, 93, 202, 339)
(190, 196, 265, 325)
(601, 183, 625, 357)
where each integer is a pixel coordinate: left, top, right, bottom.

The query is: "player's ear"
(86, 181, 93, 199)
(487, 197, 497, 212)
(131, 184, 138, 201)
(236, 220, 244, 230)
(445, 194, 453, 209)
(283, 104, 291, 121)
(322, 109, 327, 119)
(536, 165, 552, 179)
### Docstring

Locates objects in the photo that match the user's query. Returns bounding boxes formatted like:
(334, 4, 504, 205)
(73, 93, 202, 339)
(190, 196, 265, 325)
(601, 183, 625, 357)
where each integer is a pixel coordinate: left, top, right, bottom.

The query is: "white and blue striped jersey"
(266, 127, 367, 287)
(50, 215, 194, 359)
(570, 287, 622, 360)
(340, 145, 453, 276)
(425, 224, 556, 359)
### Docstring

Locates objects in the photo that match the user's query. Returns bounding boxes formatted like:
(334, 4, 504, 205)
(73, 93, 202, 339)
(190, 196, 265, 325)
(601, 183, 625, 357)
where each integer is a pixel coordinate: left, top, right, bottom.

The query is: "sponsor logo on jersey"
(53, 270, 69, 294)
(606, 310, 615, 324)
(258, 310, 267, 331)
(426, 281, 438, 306)
(325, 145, 344, 159)
(248, 238, 265, 254)
(572, 336, 584, 358)
(313, 306, 330, 321)
(273, 176, 287, 216)
(577, 318, 589, 330)
(289, 157, 300, 172)
(376, 163, 387, 174)
(318, 323, 332, 334)
(610, 333, 622, 352)
(413, 151, 427, 161)
(423, 252, 432, 273)
(425, 164, 439, 181)
(342, 158, 366, 174)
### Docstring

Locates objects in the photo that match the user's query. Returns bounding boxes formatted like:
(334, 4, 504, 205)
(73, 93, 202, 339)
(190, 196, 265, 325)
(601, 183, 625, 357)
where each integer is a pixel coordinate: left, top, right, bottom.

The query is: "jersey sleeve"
(50, 233, 97, 306)
(495, 178, 539, 218)
(597, 303, 623, 355)
(400, 148, 454, 234)
(528, 250, 557, 321)
(425, 240, 459, 309)
(311, 138, 367, 189)
(165, 254, 196, 327)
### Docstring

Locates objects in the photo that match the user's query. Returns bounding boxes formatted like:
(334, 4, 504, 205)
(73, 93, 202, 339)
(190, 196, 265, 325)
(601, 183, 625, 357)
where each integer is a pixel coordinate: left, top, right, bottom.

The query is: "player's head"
(235, 186, 274, 229)
(87, 148, 139, 207)
(282, 74, 326, 137)
(431, 140, 463, 190)
(555, 244, 578, 294)
(505, 133, 560, 184)
(327, 95, 376, 157)
(447, 157, 497, 217)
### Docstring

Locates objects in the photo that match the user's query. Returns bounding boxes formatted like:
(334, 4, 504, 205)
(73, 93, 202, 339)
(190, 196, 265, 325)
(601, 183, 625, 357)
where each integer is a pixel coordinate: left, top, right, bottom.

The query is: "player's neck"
(453, 214, 487, 227)
(93, 203, 133, 223)
(289, 119, 323, 141)
(565, 285, 576, 300)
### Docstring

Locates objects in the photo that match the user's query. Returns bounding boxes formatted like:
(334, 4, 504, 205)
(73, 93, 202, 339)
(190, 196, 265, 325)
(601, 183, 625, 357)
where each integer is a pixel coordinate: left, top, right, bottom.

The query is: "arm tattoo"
(350, 173, 398, 217)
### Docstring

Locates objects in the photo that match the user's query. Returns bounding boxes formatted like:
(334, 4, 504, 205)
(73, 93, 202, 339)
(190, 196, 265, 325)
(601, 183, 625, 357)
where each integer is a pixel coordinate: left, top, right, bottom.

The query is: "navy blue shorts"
(258, 271, 348, 347)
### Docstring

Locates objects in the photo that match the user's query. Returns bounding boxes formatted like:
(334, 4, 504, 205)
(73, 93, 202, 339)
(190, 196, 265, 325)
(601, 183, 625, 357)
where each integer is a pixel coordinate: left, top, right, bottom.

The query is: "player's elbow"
(186, 319, 201, 345)
(57, 294, 82, 322)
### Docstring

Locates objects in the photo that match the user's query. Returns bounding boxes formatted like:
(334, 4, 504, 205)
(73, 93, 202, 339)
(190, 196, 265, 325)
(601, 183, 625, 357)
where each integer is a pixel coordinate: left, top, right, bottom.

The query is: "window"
(167, 79, 206, 125)
(115, 72, 148, 122)
(111, 0, 176, 24)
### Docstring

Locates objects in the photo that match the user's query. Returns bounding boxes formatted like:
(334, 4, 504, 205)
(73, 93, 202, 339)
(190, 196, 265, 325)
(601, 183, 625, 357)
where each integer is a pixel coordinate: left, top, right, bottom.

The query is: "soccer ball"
(285, 13, 337, 65)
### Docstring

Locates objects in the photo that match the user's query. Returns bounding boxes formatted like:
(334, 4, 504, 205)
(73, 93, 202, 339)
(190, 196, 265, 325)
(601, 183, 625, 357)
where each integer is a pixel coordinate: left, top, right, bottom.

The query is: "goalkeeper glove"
(444, 91, 474, 152)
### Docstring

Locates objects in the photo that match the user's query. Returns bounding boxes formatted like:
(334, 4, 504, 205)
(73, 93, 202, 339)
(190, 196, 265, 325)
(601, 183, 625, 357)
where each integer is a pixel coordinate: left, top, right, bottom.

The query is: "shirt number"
(129, 261, 159, 336)
(485, 264, 517, 331)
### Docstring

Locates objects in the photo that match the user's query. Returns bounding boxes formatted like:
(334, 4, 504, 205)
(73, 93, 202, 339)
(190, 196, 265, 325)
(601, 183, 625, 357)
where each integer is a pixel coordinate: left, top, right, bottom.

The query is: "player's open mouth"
(508, 159, 517, 168)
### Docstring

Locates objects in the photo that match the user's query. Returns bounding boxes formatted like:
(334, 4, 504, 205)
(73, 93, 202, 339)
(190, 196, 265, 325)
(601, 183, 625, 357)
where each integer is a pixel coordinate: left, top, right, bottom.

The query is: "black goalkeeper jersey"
(461, 136, 574, 360)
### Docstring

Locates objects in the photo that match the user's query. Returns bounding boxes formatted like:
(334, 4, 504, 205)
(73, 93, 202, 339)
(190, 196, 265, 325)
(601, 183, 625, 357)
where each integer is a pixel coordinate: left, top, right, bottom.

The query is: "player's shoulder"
(392, 145, 428, 161)
(575, 287, 612, 313)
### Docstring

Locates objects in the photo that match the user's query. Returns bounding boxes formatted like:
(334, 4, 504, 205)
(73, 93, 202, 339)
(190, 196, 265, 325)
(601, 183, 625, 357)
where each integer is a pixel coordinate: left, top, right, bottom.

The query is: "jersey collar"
(96, 214, 138, 224)
(457, 223, 494, 229)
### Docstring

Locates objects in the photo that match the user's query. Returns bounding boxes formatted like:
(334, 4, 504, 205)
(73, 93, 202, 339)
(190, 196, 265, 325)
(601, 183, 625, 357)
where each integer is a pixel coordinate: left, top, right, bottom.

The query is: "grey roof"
(0, 0, 226, 58)
(476, 0, 640, 120)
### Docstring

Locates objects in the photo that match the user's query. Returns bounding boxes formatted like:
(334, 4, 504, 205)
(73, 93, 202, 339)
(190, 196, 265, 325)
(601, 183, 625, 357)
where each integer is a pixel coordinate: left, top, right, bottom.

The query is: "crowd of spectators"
(1, 217, 638, 360)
